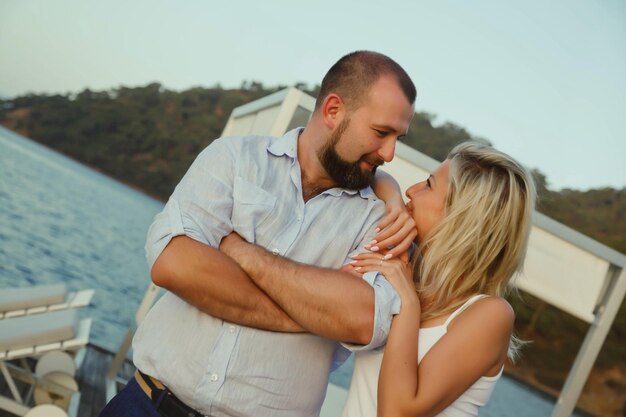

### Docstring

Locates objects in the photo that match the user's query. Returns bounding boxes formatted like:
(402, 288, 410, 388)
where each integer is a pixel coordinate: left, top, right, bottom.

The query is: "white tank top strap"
(443, 294, 489, 328)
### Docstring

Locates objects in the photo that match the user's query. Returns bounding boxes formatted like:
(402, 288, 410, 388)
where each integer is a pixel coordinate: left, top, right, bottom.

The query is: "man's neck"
(301, 180, 330, 203)
(297, 127, 336, 202)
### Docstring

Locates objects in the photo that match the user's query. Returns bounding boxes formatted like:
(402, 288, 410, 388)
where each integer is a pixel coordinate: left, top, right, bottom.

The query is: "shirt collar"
(267, 127, 379, 200)
(267, 127, 301, 158)
(324, 186, 377, 199)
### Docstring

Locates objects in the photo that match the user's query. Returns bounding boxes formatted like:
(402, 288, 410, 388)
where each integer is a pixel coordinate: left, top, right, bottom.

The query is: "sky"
(1, 0, 625, 190)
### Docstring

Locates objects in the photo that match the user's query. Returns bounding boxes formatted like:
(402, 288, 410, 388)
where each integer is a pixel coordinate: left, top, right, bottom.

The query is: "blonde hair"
(416, 143, 536, 335)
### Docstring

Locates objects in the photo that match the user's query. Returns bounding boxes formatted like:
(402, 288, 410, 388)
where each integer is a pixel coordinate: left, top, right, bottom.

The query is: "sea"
(0, 126, 588, 416)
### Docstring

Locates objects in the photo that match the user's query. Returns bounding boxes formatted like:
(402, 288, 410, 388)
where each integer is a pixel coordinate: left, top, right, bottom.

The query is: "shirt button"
(210, 373, 219, 382)
(271, 248, 279, 255)
(229, 325, 236, 333)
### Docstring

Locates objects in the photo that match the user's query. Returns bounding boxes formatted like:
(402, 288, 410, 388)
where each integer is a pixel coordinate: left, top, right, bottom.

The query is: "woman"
(344, 142, 536, 417)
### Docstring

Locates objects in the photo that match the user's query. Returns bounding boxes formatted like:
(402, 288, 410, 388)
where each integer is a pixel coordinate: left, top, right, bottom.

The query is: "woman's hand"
(368, 197, 417, 259)
(340, 263, 363, 278)
(350, 252, 418, 304)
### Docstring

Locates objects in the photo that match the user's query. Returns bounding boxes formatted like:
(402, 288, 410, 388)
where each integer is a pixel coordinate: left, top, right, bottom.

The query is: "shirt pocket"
(232, 176, 278, 242)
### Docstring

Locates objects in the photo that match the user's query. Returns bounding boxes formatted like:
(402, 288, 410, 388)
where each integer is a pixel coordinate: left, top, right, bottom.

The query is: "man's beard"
(317, 118, 383, 190)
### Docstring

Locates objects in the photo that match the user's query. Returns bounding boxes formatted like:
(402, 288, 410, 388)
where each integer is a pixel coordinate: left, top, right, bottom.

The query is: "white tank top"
(341, 294, 503, 417)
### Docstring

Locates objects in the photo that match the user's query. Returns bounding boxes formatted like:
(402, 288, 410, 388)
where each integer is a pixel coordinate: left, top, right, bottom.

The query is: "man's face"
(317, 118, 382, 189)
(318, 76, 415, 190)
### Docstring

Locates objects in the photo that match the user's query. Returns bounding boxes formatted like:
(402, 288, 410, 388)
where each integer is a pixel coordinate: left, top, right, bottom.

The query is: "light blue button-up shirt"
(133, 128, 400, 417)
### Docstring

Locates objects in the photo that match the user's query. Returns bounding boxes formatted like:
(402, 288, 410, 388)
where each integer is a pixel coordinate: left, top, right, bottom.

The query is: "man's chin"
(360, 160, 373, 171)
(333, 171, 374, 190)
(360, 161, 380, 174)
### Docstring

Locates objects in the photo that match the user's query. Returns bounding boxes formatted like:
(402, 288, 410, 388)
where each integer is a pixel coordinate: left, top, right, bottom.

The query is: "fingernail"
(349, 260, 357, 264)
(355, 266, 362, 271)
(370, 246, 379, 252)
(364, 245, 371, 250)
(383, 254, 392, 260)
(370, 240, 378, 245)
(375, 227, 380, 233)
(350, 255, 357, 259)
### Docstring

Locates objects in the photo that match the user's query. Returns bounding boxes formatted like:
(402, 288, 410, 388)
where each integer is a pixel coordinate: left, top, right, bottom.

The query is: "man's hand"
(218, 233, 375, 344)
(219, 232, 248, 262)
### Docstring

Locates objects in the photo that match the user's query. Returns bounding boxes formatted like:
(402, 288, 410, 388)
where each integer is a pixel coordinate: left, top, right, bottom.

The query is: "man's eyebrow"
(372, 124, 398, 133)
(372, 124, 407, 139)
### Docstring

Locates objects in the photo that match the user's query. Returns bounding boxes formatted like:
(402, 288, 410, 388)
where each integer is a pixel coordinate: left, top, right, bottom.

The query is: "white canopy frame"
(108, 88, 626, 417)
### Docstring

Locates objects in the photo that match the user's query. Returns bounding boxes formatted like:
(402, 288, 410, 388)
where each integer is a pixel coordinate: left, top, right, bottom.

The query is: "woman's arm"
(352, 255, 514, 417)
(384, 298, 513, 417)
(351, 253, 422, 415)
(371, 170, 417, 258)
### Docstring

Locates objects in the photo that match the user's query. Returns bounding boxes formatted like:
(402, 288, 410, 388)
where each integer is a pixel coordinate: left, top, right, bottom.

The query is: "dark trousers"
(98, 377, 162, 417)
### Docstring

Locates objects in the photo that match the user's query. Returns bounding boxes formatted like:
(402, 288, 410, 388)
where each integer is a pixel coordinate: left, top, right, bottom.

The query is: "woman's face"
(405, 160, 450, 240)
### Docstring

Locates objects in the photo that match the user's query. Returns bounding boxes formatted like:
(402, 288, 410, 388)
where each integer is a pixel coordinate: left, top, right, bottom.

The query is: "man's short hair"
(314, 51, 416, 111)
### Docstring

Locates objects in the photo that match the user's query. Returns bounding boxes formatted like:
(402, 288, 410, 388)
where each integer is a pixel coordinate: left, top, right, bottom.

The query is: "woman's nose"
(405, 180, 426, 199)
(405, 183, 418, 199)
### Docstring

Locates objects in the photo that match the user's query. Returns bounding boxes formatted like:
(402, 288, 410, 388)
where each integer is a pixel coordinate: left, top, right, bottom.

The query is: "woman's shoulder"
(446, 296, 514, 374)
(450, 295, 515, 333)
(475, 295, 514, 316)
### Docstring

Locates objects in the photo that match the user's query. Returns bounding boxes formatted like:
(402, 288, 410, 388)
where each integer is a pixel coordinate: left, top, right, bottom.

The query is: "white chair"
(24, 404, 69, 417)
(0, 283, 95, 319)
(0, 303, 92, 416)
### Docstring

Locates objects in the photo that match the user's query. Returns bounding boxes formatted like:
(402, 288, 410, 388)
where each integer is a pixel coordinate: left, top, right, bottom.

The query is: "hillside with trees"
(1, 83, 625, 416)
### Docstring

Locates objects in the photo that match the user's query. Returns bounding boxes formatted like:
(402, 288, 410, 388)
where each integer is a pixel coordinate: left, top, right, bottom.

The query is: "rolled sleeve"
(144, 138, 236, 269)
(341, 271, 401, 352)
(145, 208, 178, 269)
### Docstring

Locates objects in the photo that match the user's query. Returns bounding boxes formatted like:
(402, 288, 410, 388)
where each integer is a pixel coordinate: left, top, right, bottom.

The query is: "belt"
(135, 370, 206, 417)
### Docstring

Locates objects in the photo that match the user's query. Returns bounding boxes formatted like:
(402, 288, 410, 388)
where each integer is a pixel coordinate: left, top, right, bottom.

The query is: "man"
(100, 50, 416, 417)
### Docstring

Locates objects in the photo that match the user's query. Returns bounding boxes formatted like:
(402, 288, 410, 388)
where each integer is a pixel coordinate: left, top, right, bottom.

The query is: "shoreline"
(0, 123, 167, 204)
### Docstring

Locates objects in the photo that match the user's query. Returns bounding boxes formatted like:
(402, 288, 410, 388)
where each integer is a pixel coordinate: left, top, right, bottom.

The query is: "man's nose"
(378, 138, 396, 163)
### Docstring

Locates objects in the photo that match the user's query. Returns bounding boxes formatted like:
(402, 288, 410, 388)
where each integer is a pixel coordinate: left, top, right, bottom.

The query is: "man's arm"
(152, 235, 303, 332)
(145, 138, 301, 332)
(371, 169, 417, 257)
(220, 234, 376, 344)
